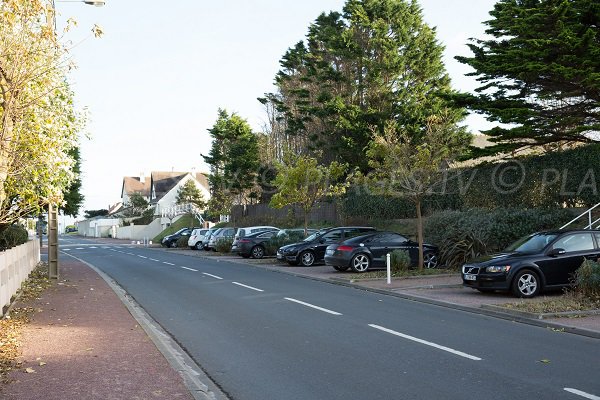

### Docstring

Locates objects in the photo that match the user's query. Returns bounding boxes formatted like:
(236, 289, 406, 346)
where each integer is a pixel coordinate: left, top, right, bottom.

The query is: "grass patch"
(152, 214, 198, 243)
(344, 268, 455, 280)
(499, 292, 600, 314)
(1, 262, 52, 383)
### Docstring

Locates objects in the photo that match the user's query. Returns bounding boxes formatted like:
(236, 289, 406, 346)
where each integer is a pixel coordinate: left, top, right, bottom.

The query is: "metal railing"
(560, 203, 600, 230)
(161, 203, 205, 226)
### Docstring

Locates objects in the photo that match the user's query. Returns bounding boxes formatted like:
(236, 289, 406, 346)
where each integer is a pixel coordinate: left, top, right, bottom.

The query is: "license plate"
(464, 274, 477, 281)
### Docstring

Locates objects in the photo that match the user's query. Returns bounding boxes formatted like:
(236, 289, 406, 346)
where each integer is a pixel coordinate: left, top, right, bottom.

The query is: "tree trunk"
(304, 208, 309, 238)
(416, 198, 424, 271)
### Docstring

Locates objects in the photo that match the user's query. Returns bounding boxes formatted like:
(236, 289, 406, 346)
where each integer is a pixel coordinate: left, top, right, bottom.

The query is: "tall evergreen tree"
(455, 0, 600, 156)
(202, 109, 260, 216)
(262, 0, 464, 172)
(175, 180, 206, 209)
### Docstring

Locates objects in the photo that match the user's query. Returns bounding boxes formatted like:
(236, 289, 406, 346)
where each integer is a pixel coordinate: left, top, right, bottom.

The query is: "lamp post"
(46, 0, 105, 279)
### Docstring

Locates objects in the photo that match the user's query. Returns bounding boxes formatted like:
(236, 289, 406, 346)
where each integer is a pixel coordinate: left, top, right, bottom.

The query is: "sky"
(56, 0, 498, 219)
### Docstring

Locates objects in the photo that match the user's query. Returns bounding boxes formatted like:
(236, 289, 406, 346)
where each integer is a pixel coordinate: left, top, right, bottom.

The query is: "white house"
(148, 171, 210, 215)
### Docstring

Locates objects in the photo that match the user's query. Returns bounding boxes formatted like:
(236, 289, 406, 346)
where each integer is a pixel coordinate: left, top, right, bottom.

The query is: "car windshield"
(303, 232, 320, 242)
(504, 233, 558, 253)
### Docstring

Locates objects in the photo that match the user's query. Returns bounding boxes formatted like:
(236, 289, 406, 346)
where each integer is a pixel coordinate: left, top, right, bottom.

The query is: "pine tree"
(455, 0, 600, 156)
(175, 180, 206, 210)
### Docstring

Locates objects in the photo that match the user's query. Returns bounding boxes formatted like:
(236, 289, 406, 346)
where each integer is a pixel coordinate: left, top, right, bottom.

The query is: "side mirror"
(548, 248, 566, 257)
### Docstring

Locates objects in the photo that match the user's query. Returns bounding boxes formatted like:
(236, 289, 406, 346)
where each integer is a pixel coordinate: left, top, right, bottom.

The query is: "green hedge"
(425, 208, 574, 254)
(0, 225, 29, 251)
(340, 144, 600, 220)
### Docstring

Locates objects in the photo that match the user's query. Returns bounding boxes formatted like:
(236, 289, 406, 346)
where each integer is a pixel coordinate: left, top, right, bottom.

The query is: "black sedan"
(324, 232, 439, 272)
(234, 230, 278, 259)
(277, 227, 376, 267)
(462, 229, 600, 298)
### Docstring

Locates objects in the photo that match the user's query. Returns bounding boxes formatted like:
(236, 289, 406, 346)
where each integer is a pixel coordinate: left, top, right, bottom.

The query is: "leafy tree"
(202, 109, 260, 219)
(84, 209, 109, 219)
(270, 153, 348, 235)
(175, 180, 207, 209)
(61, 147, 84, 217)
(0, 0, 86, 223)
(455, 0, 600, 156)
(262, 0, 462, 172)
(364, 112, 469, 269)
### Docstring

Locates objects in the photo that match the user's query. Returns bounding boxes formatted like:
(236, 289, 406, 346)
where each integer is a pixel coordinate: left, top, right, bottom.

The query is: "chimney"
(140, 172, 145, 184)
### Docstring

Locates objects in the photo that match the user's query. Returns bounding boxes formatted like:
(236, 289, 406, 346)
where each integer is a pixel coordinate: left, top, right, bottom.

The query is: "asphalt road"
(59, 237, 600, 400)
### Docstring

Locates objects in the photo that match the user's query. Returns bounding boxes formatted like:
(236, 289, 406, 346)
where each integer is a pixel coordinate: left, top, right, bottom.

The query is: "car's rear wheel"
(350, 254, 370, 273)
(195, 242, 203, 250)
(333, 265, 349, 272)
(251, 246, 265, 259)
(299, 251, 315, 267)
(511, 270, 541, 298)
(423, 252, 438, 269)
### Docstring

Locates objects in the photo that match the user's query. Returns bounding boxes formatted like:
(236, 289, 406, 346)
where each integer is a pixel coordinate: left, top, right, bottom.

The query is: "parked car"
(277, 226, 377, 267)
(231, 226, 279, 253)
(202, 228, 219, 250)
(207, 227, 237, 251)
(276, 228, 317, 240)
(234, 230, 279, 259)
(188, 228, 209, 250)
(324, 232, 439, 272)
(161, 227, 196, 248)
(462, 229, 600, 298)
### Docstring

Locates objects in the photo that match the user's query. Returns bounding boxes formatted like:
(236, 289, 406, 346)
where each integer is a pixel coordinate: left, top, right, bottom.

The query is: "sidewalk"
(1, 258, 195, 400)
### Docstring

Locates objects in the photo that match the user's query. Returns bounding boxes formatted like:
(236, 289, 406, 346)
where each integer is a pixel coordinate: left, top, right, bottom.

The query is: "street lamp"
(46, 0, 104, 279)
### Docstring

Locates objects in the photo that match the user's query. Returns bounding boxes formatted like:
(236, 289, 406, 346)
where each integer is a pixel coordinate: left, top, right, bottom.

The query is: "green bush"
(574, 260, 600, 298)
(265, 231, 306, 255)
(215, 237, 233, 253)
(439, 232, 487, 270)
(0, 225, 29, 251)
(390, 250, 411, 273)
(424, 208, 573, 253)
(176, 236, 189, 248)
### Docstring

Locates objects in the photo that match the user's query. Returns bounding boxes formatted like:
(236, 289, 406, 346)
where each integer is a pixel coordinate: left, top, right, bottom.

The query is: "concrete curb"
(63, 252, 229, 400)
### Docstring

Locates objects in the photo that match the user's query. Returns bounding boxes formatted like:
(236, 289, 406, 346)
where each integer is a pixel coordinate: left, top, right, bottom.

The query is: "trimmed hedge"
(340, 144, 600, 220)
(0, 225, 29, 251)
(424, 208, 574, 269)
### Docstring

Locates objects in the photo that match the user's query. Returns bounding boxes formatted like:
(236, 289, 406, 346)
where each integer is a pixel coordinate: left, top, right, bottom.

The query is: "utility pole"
(48, 204, 59, 279)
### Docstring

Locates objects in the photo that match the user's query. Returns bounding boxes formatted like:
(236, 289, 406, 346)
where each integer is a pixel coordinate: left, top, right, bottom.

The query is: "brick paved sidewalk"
(1, 259, 193, 400)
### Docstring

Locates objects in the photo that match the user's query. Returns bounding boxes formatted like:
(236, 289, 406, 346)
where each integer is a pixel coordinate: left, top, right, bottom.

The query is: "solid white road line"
(565, 388, 600, 400)
(369, 324, 482, 361)
(232, 282, 264, 292)
(181, 267, 198, 272)
(203, 273, 223, 280)
(162, 262, 175, 266)
(284, 298, 342, 316)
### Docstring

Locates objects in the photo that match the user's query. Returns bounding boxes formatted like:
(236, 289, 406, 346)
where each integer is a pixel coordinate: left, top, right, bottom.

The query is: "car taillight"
(239, 239, 251, 243)
(337, 245, 353, 252)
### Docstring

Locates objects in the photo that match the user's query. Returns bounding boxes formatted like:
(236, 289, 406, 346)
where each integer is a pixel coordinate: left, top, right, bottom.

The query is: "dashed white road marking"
(369, 324, 482, 361)
(162, 261, 175, 266)
(137, 255, 147, 259)
(63, 248, 71, 251)
(75, 247, 84, 250)
(149, 258, 159, 262)
(565, 388, 600, 400)
(89, 246, 97, 249)
(181, 267, 198, 272)
(203, 273, 223, 280)
(284, 298, 342, 316)
(126, 252, 135, 256)
(232, 282, 264, 292)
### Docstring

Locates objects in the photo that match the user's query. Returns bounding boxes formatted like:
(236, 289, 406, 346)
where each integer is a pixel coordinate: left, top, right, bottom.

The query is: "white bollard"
(386, 253, 391, 285)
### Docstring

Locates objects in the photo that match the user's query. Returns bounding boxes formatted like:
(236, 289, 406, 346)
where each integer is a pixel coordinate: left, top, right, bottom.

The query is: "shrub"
(390, 250, 411, 273)
(574, 260, 600, 298)
(176, 236, 189, 248)
(265, 231, 306, 256)
(0, 225, 29, 251)
(424, 208, 573, 253)
(215, 237, 233, 253)
(439, 232, 487, 270)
